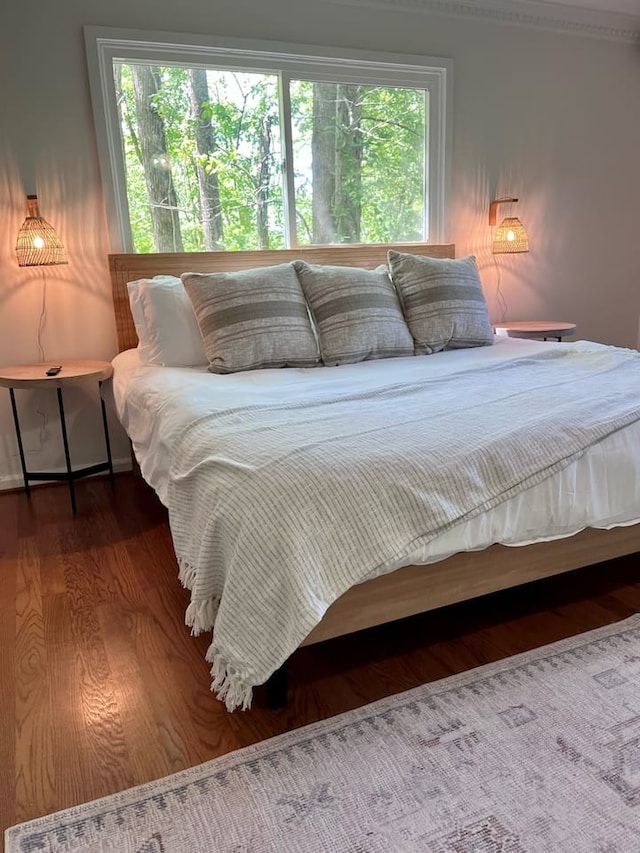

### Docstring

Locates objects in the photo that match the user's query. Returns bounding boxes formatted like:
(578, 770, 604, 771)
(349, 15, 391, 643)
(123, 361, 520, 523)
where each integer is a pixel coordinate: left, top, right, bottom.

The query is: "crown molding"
(319, 0, 640, 42)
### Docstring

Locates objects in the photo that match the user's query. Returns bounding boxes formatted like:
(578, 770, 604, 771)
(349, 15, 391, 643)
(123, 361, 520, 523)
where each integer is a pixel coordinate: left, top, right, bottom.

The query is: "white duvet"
(112, 336, 640, 562)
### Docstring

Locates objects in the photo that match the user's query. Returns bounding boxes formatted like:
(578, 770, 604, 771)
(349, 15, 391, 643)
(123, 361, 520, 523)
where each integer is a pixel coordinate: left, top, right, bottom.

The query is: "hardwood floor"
(1, 473, 639, 842)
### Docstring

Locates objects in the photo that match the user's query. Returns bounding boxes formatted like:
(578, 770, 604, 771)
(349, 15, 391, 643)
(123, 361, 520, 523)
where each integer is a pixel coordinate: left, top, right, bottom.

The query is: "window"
(85, 29, 452, 252)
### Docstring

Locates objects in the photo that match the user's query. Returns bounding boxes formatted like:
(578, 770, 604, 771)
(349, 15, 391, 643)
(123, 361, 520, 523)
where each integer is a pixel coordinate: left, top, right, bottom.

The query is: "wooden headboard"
(109, 242, 455, 353)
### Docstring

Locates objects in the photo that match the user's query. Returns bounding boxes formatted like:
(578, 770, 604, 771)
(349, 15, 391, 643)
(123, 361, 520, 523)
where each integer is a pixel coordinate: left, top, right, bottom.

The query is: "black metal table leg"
(56, 387, 77, 514)
(9, 387, 31, 498)
(99, 381, 114, 486)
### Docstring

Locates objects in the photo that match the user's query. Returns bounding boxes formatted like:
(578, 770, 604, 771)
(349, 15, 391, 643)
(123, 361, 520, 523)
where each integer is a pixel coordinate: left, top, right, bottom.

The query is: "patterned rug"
(7, 616, 640, 853)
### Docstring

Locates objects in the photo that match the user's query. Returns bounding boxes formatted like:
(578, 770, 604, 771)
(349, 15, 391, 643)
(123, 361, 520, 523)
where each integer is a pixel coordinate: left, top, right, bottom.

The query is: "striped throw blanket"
(167, 345, 640, 711)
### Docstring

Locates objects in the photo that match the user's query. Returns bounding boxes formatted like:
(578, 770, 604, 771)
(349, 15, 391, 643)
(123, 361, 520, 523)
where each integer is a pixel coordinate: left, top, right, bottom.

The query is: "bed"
(108, 243, 640, 710)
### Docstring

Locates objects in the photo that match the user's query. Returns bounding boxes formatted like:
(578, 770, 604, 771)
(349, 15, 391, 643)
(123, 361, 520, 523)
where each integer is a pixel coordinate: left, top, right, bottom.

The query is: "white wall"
(1, 0, 639, 490)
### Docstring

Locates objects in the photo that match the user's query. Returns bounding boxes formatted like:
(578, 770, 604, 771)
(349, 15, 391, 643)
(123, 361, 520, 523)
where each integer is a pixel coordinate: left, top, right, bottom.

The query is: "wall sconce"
(16, 195, 68, 267)
(489, 197, 529, 254)
(15, 194, 68, 363)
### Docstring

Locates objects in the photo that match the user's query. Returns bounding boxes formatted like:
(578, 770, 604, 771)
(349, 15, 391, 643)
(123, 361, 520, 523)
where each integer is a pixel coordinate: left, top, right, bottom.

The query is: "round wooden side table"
(493, 321, 576, 342)
(0, 360, 114, 513)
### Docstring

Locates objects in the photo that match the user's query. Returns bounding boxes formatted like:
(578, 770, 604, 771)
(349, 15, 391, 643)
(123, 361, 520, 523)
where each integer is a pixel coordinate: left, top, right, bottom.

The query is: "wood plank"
(55, 514, 135, 801)
(0, 489, 17, 835)
(14, 535, 55, 824)
(42, 588, 92, 812)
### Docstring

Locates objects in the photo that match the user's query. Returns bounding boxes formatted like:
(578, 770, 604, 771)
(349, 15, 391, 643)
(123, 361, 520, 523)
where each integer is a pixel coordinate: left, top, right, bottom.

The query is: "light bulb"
(33, 235, 45, 249)
(506, 230, 515, 242)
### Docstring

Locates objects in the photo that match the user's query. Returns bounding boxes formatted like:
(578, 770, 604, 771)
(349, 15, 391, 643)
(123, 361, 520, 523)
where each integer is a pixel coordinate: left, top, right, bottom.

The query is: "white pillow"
(126, 276, 208, 366)
(126, 277, 155, 362)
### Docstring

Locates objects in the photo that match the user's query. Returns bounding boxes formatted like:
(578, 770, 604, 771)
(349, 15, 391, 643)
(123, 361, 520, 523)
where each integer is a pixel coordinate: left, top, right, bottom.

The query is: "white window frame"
(84, 26, 453, 252)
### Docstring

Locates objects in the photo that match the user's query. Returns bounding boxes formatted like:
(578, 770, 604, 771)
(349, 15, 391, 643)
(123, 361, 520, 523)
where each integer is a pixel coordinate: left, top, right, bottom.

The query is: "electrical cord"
(36, 269, 47, 362)
(34, 269, 48, 449)
(493, 252, 508, 324)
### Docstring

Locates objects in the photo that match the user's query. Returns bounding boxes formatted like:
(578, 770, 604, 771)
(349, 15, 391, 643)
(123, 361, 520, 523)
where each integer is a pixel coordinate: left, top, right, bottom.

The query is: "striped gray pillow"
(181, 264, 320, 374)
(293, 261, 414, 366)
(387, 251, 494, 354)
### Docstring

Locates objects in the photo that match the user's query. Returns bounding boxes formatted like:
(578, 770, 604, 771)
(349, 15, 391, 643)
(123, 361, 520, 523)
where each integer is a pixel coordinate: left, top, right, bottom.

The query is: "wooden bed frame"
(109, 243, 640, 654)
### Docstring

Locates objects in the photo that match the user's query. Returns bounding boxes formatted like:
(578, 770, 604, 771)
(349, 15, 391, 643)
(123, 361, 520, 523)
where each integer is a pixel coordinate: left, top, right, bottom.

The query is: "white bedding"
(111, 337, 640, 710)
(112, 336, 640, 570)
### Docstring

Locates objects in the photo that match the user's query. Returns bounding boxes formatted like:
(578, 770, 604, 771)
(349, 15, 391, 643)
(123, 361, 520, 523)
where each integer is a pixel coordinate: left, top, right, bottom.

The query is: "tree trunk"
(114, 64, 143, 169)
(334, 84, 362, 243)
(311, 82, 363, 244)
(311, 82, 338, 244)
(256, 115, 272, 250)
(131, 65, 183, 252)
(188, 69, 224, 250)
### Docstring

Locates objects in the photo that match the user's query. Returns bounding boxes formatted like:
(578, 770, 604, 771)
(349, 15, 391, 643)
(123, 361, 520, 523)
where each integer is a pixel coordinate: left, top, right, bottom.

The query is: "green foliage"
(291, 81, 425, 244)
(114, 62, 427, 252)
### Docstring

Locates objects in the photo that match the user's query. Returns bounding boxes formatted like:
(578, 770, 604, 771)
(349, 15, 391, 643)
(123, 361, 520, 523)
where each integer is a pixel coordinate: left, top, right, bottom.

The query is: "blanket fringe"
(207, 644, 254, 712)
(177, 559, 198, 591)
(185, 597, 220, 635)
(178, 559, 221, 635)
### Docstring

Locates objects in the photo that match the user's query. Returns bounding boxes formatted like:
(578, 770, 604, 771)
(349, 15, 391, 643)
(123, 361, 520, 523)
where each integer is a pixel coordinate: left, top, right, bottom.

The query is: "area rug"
(7, 616, 640, 853)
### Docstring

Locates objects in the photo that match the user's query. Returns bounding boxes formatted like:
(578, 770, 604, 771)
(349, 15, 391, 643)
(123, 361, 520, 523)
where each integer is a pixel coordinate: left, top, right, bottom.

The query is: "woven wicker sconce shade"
(16, 195, 68, 267)
(492, 217, 529, 254)
(489, 197, 530, 255)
